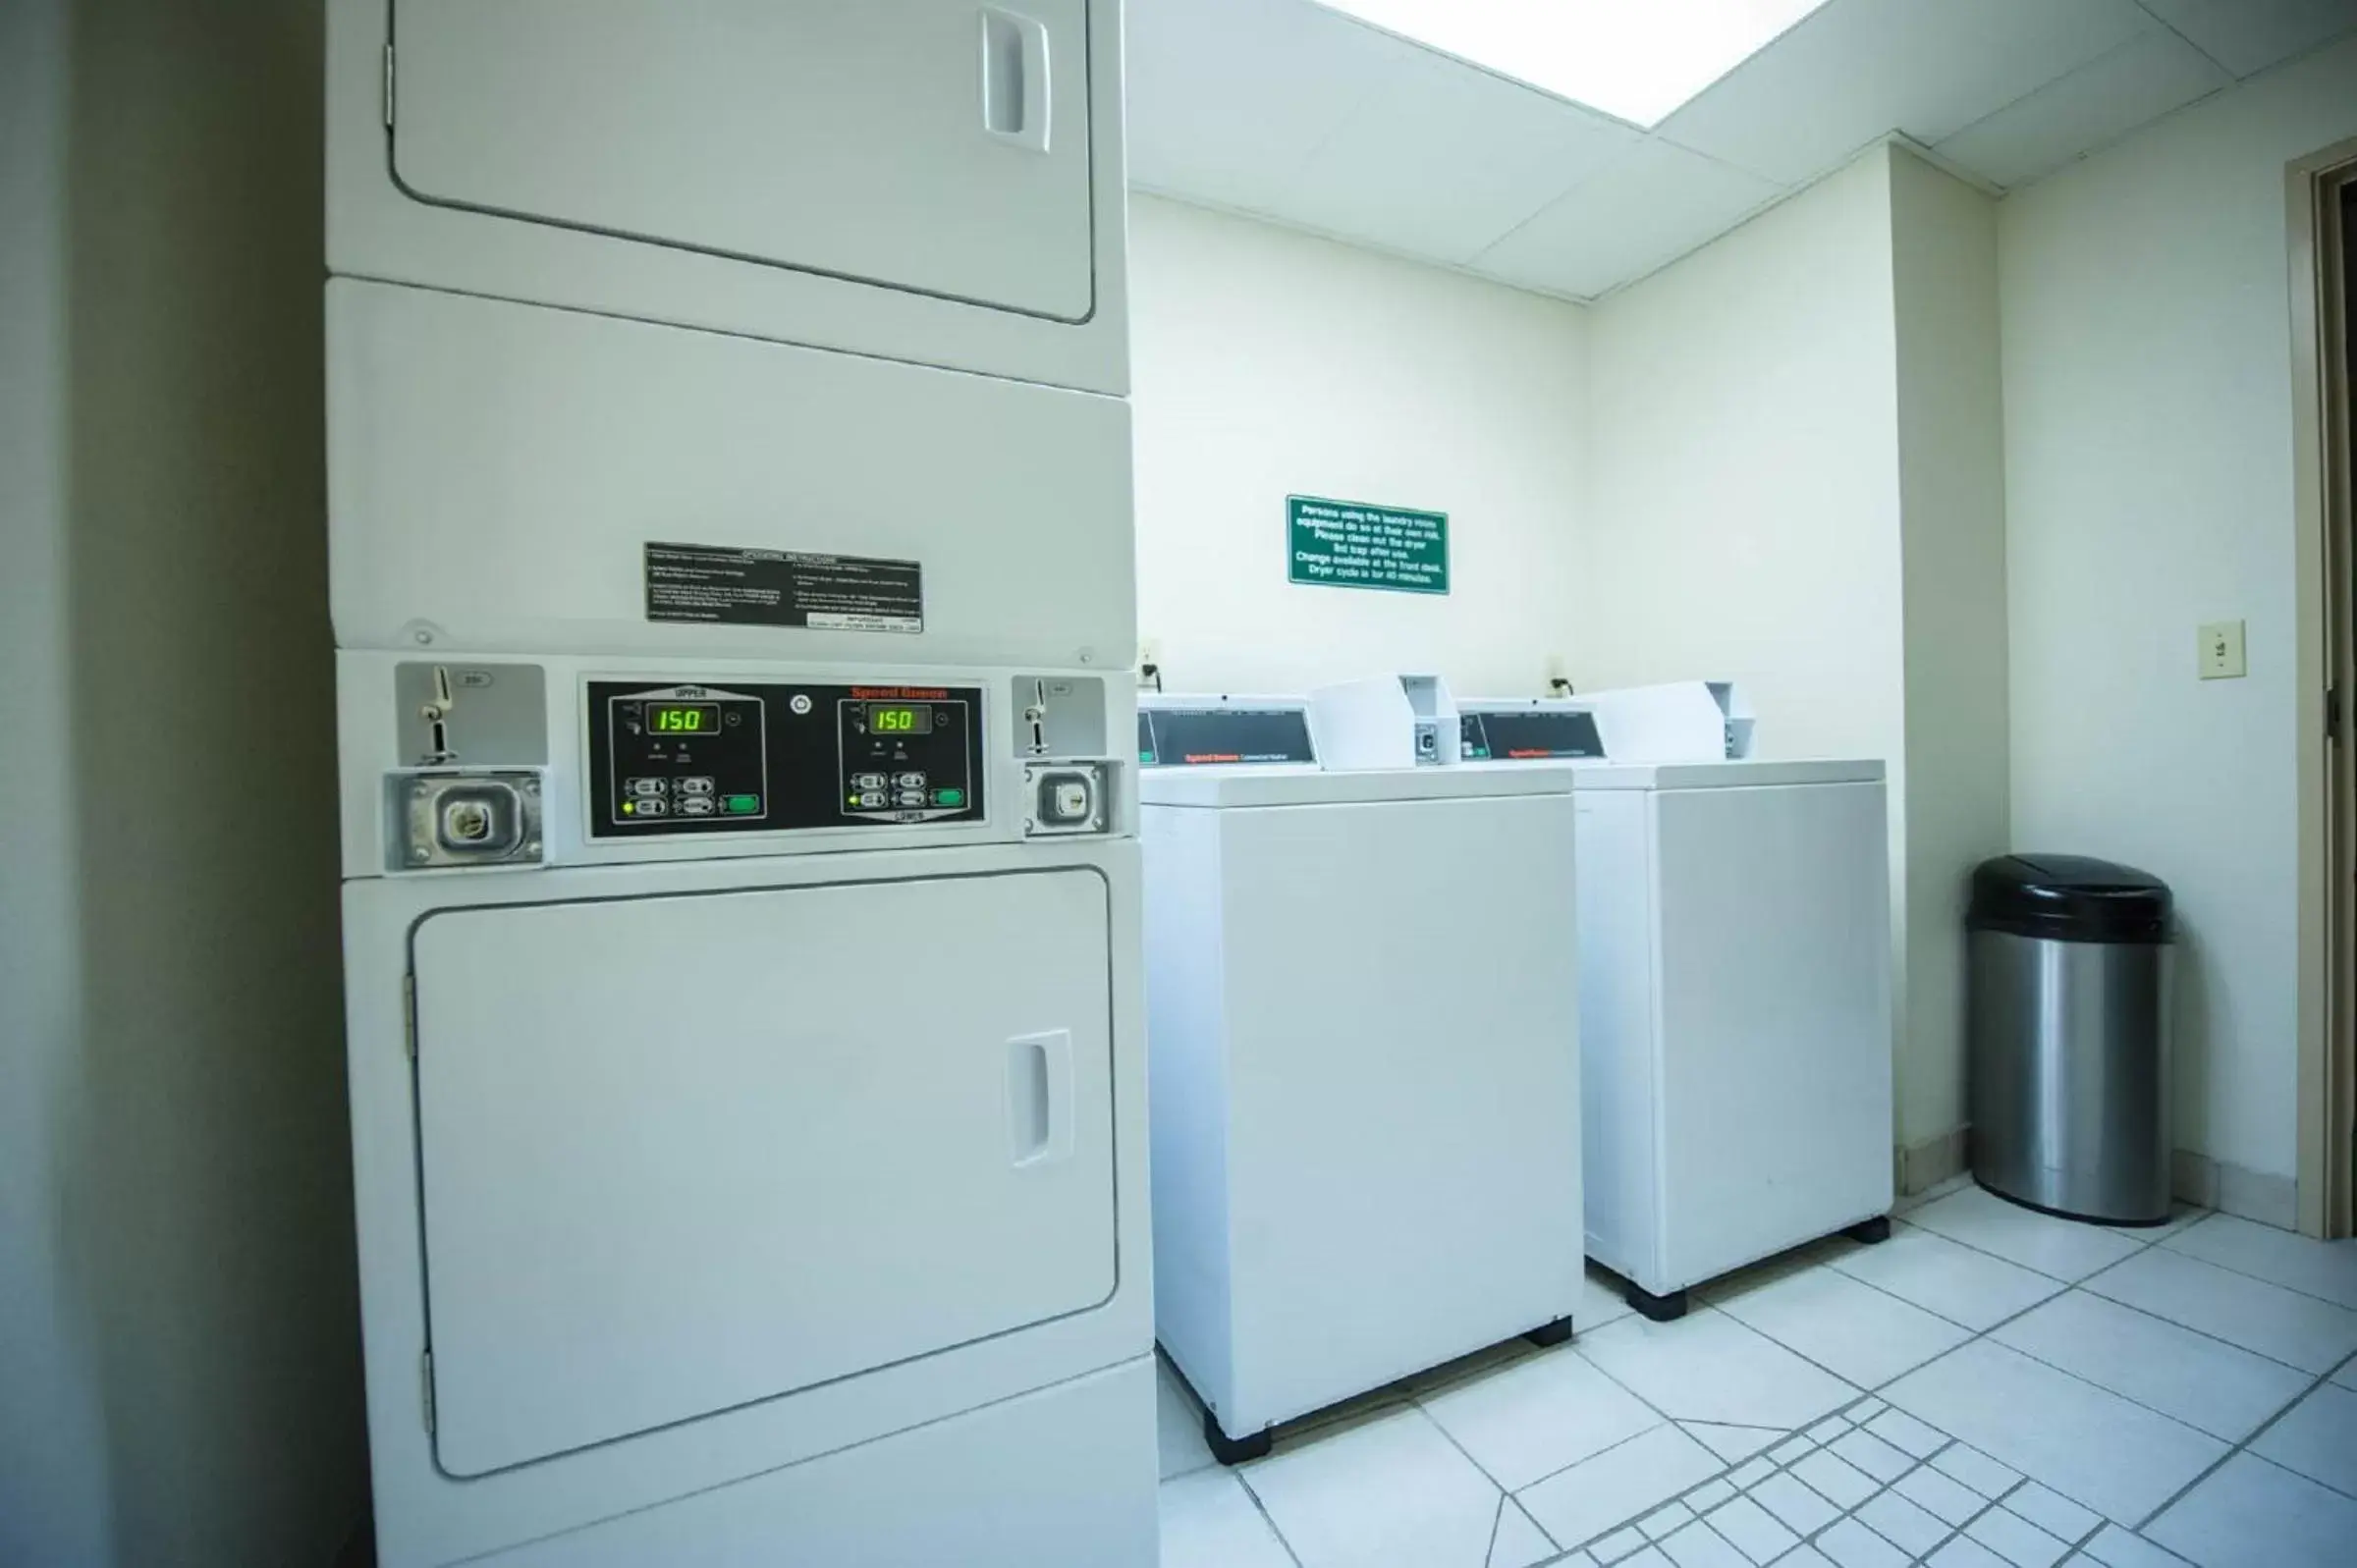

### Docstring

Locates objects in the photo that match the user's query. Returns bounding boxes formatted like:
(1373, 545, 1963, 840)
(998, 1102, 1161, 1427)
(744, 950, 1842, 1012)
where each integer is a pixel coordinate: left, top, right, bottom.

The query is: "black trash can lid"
(1969, 854, 2171, 943)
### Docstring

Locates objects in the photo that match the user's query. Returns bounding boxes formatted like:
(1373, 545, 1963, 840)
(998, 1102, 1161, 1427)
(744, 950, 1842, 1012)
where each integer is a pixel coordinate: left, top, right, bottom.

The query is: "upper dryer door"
(389, 0, 1097, 322)
(410, 867, 1118, 1478)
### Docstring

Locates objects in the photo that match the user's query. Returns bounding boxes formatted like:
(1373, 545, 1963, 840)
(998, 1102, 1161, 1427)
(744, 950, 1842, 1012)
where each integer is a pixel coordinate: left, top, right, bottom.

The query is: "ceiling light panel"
(1312, 0, 1836, 127)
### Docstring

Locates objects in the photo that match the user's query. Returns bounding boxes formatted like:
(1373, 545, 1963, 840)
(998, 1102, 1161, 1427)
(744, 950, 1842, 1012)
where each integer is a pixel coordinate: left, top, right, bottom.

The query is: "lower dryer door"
(409, 866, 1117, 1478)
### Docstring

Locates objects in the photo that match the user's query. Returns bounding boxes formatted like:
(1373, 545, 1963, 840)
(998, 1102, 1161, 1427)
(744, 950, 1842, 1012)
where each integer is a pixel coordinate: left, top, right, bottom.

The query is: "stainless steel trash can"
(1967, 854, 2173, 1225)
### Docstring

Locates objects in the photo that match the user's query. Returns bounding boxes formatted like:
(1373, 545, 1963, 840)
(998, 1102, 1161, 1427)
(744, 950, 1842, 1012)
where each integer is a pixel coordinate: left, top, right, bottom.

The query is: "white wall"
(1891, 149, 2011, 1155)
(1582, 146, 2013, 1159)
(1581, 150, 1917, 1139)
(0, 3, 367, 1563)
(2001, 35, 2357, 1194)
(1129, 194, 1589, 697)
(1580, 152, 1908, 771)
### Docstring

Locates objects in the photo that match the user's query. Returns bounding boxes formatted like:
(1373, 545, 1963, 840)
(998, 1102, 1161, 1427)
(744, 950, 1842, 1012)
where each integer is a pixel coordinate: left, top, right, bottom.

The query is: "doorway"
(2297, 142, 2357, 1239)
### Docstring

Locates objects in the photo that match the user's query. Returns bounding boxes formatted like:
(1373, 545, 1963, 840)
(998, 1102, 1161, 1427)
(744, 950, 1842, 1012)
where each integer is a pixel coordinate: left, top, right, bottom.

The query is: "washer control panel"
(588, 680, 984, 838)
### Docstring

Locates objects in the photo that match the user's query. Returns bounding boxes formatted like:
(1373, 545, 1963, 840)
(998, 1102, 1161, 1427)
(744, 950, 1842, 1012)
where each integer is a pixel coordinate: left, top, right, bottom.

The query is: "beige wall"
(0, 2, 366, 1563)
(2001, 35, 2357, 1204)
(1580, 151, 1909, 768)
(1129, 194, 1590, 698)
(1891, 147, 2011, 1157)
(1580, 144, 2012, 1159)
(1581, 148, 1916, 1138)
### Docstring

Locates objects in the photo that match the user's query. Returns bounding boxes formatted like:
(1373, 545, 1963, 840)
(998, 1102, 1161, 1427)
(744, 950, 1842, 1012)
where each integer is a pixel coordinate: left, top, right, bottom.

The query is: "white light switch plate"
(2199, 621, 2246, 680)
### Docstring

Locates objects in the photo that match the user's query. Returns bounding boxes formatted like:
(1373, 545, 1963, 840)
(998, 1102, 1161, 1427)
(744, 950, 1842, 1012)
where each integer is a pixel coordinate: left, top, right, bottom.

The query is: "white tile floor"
(1156, 1183, 2357, 1568)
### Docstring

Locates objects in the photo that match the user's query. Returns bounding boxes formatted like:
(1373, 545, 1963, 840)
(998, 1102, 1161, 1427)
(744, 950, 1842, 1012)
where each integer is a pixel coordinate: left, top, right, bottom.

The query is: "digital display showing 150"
(646, 703, 721, 734)
(866, 704, 934, 735)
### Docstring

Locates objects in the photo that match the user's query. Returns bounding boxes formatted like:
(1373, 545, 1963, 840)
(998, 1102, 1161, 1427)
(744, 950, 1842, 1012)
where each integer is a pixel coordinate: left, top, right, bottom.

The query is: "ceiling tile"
(1124, 0, 1400, 215)
(1657, 0, 2160, 185)
(1470, 140, 1785, 301)
(1935, 27, 2230, 188)
(1281, 56, 1643, 265)
(2134, 0, 2357, 78)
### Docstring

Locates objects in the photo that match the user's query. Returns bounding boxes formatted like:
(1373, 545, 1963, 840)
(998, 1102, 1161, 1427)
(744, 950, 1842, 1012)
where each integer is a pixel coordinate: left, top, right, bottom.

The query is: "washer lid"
(1561, 759, 1886, 790)
(1969, 853, 2172, 943)
(1138, 766, 1576, 808)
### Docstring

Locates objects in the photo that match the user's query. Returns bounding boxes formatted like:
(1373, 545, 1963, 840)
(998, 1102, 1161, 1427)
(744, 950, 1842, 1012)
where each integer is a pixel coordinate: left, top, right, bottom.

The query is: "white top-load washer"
(1141, 687, 1584, 1463)
(328, 6, 1155, 1565)
(1456, 689, 1894, 1321)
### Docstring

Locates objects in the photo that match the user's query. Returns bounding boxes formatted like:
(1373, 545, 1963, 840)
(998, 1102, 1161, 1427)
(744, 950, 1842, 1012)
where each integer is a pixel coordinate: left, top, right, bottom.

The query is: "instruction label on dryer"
(643, 544, 923, 633)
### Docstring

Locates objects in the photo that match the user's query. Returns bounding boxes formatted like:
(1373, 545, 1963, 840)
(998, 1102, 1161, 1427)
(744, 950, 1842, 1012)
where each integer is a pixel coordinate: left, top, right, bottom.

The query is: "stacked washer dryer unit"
(1141, 686, 1585, 1464)
(1455, 687, 1894, 1322)
(327, 5, 1153, 1565)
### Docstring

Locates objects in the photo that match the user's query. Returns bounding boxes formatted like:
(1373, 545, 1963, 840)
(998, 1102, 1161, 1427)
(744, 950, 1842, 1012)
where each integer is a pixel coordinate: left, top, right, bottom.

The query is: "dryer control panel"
(588, 680, 984, 838)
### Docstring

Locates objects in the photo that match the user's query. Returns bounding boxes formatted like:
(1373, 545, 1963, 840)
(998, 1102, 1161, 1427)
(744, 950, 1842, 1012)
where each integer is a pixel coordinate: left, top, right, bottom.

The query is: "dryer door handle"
(979, 8, 1052, 153)
(1007, 1029, 1073, 1166)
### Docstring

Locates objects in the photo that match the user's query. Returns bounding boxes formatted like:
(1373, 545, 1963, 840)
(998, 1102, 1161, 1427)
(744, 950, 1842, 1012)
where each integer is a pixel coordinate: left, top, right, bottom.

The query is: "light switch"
(2199, 621, 2246, 680)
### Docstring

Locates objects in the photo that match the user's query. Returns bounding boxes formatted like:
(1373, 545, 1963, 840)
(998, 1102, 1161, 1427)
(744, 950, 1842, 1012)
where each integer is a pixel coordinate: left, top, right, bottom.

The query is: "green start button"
(723, 794, 761, 815)
(931, 787, 964, 808)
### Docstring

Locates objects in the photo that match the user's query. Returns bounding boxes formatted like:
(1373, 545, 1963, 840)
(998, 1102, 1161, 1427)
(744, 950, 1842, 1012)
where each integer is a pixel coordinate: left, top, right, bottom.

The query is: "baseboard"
(2171, 1150, 2220, 1210)
(1897, 1127, 1970, 1197)
(2172, 1149, 2298, 1229)
(1903, 1135, 2297, 1230)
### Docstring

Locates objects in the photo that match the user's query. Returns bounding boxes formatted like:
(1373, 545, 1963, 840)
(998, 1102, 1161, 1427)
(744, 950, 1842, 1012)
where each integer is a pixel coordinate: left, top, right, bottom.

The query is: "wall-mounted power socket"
(2198, 621, 2246, 680)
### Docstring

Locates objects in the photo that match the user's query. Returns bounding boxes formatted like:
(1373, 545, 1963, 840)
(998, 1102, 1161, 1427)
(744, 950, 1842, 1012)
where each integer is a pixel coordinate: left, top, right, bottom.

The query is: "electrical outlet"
(1544, 653, 1572, 695)
(1138, 637, 1162, 671)
(2198, 621, 2246, 680)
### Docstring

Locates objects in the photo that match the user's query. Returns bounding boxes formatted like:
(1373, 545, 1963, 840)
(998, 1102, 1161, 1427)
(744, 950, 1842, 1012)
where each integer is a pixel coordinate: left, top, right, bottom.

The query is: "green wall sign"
(1288, 495, 1450, 596)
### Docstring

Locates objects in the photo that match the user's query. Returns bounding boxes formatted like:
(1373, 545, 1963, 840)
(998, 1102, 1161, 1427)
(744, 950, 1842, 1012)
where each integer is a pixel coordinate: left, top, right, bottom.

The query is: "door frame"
(2291, 138, 2357, 1240)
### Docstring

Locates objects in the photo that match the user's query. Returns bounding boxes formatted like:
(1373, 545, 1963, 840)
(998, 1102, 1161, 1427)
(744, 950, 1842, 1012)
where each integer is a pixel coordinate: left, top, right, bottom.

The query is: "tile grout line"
(1842, 1211, 2357, 1557)
(1742, 1391, 2106, 1564)
(1697, 1292, 1933, 1399)
(1631, 1396, 1874, 1560)
(1482, 1403, 1679, 1500)
(1985, 1325, 2294, 1446)
(1801, 1218, 2347, 1450)
(1508, 1203, 2171, 1550)
(1770, 1433, 1993, 1564)
(1853, 1207, 2317, 1555)
(1590, 1405, 2050, 1565)
(1560, 1204, 2348, 1563)
(1892, 1213, 2135, 1289)
(1821, 1210, 2155, 1337)
(2148, 1226, 2357, 1313)
(1949, 1199, 2357, 1324)
(1538, 1406, 1844, 1561)
(1409, 1395, 1570, 1550)
(1816, 1242, 2011, 1335)
(1792, 1430, 2100, 1567)
(1834, 1444, 1985, 1565)
(2068, 1269, 2344, 1377)
(1898, 1182, 2234, 1277)
(2128, 1349, 2357, 1536)
(1529, 1316, 1733, 1455)
(1179, 1205, 2354, 1567)
(1228, 1463, 1311, 1568)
